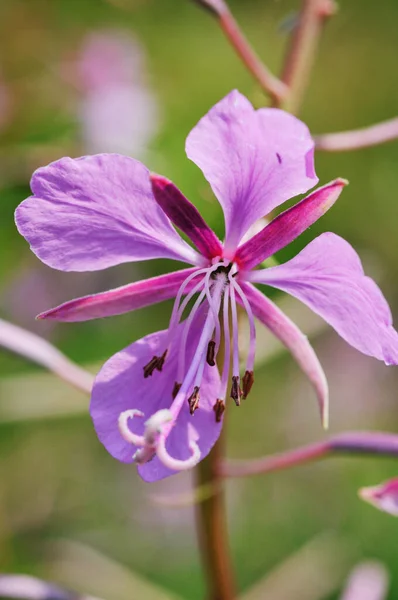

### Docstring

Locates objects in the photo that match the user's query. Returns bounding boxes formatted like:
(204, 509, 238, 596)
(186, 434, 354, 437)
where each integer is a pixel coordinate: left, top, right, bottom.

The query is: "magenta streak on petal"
(238, 282, 329, 428)
(248, 233, 398, 365)
(38, 267, 199, 322)
(150, 173, 223, 260)
(236, 178, 348, 270)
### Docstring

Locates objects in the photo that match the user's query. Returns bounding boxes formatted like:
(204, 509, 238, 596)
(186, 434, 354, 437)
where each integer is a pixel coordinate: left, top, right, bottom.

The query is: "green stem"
(195, 432, 236, 600)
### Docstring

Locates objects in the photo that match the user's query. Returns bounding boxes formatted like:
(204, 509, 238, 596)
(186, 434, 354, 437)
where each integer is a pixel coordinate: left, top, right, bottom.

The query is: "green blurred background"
(0, 0, 398, 598)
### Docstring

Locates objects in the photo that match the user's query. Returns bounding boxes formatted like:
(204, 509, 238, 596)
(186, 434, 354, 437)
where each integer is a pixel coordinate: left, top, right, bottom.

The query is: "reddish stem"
(220, 431, 398, 478)
(192, 0, 287, 103)
(278, 0, 337, 113)
(195, 435, 236, 600)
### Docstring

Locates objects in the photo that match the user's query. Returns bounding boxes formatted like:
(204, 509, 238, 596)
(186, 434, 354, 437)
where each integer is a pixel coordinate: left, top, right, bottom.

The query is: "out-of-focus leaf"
(239, 534, 356, 600)
(45, 539, 183, 600)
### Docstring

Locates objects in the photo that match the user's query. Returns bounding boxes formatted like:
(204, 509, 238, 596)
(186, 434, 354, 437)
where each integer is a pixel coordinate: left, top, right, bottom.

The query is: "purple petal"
(15, 154, 202, 272)
(90, 311, 222, 482)
(0, 318, 93, 393)
(236, 179, 348, 270)
(150, 173, 223, 260)
(238, 282, 329, 427)
(185, 90, 318, 253)
(38, 267, 198, 322)
(249, 233, 398, 365)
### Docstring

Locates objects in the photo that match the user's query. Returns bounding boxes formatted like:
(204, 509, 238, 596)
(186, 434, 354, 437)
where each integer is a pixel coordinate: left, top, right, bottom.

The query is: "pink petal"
(15, 154, 202, 272)
(0, 318, 93, 393)
(185, 90, 318, 254)
(249, 233, 398, 365)
(360, 478, 398, 517)
(236, 178, 347, 270)
(150, 173, 223, 260)
(90, 311, 222, 482)
(38, 267, 198, 322)
(238, 282, 329, 428)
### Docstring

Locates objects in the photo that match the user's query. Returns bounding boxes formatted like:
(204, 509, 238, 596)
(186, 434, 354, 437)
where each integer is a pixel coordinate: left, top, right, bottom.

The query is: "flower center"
(118, 259, 257, 471)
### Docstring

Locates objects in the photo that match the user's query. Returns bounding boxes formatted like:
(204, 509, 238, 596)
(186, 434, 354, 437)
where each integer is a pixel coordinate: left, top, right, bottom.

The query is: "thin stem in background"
(0, 318, 93, 394)
(278, 0, 337, 114)
(221, 431, 398, 478)
(315, 117, 398, 151)
(192, 0, 288, 103)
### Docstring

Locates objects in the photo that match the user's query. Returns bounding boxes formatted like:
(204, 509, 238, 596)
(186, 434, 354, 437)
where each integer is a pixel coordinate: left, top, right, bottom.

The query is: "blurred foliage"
(0, 0, 398, 599)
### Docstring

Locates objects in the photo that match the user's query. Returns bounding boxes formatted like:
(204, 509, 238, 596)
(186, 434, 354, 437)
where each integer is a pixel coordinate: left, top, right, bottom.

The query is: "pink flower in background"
(15, 90, 398, 481)
(75, 30, 159, 156)
(360, 478, 398, 516)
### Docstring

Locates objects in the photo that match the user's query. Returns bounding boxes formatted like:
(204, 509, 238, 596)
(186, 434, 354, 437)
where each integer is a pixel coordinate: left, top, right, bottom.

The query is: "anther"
(213, 399, 225, 423)
(206, 340, 216, 366)
(143, 350, 167, 378)
(242, 370, 254, 399)
(230, 376, 242, 406)
(172, 381, 182, 399)
(187, 386, 200, 415)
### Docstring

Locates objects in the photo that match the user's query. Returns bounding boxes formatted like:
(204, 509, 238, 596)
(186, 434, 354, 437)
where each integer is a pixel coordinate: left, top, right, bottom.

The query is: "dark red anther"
(143, 350, 167, 378)
(213, 399, 225, 423)
(242, 370, 254, 399)
(156, 350, 167, 372)
(187, 386, 200, 415)
(230, 376, 242, 406)
(172, 381, 182, 399)
(206, 340, 216, 366)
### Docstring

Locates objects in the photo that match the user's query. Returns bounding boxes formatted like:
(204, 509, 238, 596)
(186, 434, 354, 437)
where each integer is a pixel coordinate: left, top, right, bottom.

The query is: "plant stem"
(195, 433, 236, 600)
(220, 431, 398, 478)
(314, 117, 398, 151)
(192, 0, 287, 103)
(277, 0, 336, 113)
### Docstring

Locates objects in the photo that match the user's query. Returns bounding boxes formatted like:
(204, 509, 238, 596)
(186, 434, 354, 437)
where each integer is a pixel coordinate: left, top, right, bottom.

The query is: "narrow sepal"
(150, 173, 223, 260)
(37, 267, 198, 322)
(236, 178, 347, 270)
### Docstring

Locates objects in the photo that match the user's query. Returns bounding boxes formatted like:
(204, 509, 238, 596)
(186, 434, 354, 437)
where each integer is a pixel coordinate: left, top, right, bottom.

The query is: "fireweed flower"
(15, 91, 398, 481)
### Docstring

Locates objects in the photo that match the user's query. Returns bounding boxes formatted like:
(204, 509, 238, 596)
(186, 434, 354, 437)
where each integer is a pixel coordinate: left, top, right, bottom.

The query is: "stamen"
(118, 409, 145, 446)
(206, 340, 216, 366)
(165, 276, 207, 350)
(172, 381, 182, 399)
(229, 277, 241, 392)
(178, 262, 225, 383)
(156, 435, 201, 471)
(242, 370, 254, 399)
(187, 386, 200, 414)
(205, 268, 223, 353)
(213, 399, 225, 423)
(231, 279, 257, 372)
(143, 356, 160, 378)
(230, 375, 242, 406)
(143, 350, 167, 378)
(166, 267, 211, 339)
(218, 286, 231, 401)
(178, 288, 207, 382)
